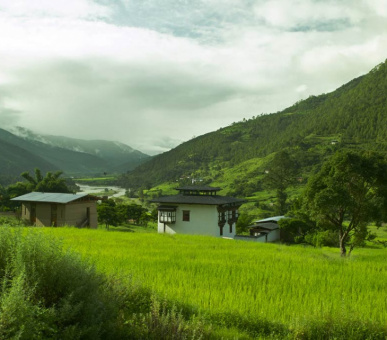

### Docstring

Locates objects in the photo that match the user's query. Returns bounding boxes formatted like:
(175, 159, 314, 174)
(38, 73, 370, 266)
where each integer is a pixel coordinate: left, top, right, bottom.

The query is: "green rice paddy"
(42, 228, 387, 339)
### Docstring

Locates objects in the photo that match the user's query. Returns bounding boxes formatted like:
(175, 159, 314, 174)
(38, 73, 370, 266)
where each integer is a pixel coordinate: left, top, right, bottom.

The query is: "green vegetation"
(41, 228, 387, 339)
(118, 59, 387, 214)
(300, 150, 387, 256)
(97, 199, 155, 229)
(0, 226, 209, 339)
(0, 168, 73, 211)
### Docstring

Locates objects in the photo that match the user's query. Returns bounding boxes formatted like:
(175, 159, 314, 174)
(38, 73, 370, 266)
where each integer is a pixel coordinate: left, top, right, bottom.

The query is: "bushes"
(0, 227, 116, 339)
(304, 230, 339, 248)
(0, 227, 209, 339)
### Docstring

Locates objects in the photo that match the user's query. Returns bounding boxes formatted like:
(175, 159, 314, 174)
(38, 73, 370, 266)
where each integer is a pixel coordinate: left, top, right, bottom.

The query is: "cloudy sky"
(0, 0, 386, 154)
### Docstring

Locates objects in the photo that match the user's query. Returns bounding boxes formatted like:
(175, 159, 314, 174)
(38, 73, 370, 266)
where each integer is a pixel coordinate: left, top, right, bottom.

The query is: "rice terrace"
(1, 219, 386, 339)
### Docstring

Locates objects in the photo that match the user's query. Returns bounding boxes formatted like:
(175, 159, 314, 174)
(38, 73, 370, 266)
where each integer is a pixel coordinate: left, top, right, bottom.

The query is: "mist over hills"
(118, 59, 387, 191)
(0, 127, 150, 184)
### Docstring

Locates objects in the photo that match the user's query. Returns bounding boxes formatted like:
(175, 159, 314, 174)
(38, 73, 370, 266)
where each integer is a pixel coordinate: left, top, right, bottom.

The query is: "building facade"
(11, 192, 99, 228)
(152, 186, 245, 237)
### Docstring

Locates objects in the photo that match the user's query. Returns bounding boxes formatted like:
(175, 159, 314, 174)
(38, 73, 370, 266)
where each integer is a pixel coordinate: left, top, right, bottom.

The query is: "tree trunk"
(339, 235, 347, 257)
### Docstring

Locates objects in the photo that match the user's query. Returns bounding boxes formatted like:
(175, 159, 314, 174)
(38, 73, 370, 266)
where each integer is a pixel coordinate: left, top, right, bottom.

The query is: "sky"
(0, 1, 386, 155)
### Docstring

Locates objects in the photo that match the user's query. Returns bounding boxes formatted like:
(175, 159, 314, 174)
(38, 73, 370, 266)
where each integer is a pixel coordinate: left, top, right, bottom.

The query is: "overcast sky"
(0, 0, 386, 155)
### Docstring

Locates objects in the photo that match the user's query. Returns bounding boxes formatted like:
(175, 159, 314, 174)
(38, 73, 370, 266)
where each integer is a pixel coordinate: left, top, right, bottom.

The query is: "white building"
(151, 186, 245, 237)
(235, 216, 286, 243)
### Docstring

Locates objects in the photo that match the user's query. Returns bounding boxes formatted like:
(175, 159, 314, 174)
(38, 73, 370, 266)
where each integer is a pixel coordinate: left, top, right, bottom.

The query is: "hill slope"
(118, 59, 387, 191)
(0, 128, 150, 179)
(9, 127, 150, 169)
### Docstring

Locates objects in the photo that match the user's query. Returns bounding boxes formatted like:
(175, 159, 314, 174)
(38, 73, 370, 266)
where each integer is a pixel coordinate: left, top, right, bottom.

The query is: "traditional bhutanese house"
(247, 216, 287, 242)
(151, 186, 245, 237)
(11, 192, 99, 228)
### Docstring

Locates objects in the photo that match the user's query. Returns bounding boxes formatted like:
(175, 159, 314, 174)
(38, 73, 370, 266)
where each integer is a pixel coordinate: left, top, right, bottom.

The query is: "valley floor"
(41, 227, 387, 339)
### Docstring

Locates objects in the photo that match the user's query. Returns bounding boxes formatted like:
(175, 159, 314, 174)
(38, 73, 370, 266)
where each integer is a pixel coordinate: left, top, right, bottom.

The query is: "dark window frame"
(182, 210, 190, 222)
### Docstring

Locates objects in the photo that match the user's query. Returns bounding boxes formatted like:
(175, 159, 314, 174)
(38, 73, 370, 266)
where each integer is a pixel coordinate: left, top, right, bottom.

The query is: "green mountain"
(118, 59, 387, 195)
(9, 127, 149, 169)
(0, 128, 150, 182)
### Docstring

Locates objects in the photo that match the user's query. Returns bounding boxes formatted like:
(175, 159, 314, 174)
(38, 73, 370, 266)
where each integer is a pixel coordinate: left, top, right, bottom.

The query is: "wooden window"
(159, 210, 176, 223)
(182, 210, 190, 222)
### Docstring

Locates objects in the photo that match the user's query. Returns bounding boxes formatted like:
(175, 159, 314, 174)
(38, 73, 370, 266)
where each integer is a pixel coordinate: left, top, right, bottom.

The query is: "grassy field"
(41, 227, 387, 339)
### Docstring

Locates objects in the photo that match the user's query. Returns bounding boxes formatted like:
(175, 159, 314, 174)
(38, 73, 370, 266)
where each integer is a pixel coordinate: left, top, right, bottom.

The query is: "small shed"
(247, 216, 287, 242)
(11, 192, 99, 228)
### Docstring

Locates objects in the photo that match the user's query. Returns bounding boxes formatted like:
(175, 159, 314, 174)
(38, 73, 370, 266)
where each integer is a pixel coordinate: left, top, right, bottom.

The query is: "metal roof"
(151, 194, 245, 206)
(254, 216, 288, 224)
(176, 186, 222, 192)
(11, 192, 91, 204)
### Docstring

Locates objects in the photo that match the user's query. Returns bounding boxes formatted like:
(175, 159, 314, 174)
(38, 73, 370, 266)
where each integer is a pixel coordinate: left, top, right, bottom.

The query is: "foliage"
(0, 227, 119, 339)
(97, 200, 152, 229)
(118, 59, 387, 192)
(304, 230, 340, 248)
(301, 150, 387, 256)
(277, 217, 315, 244)
(6, 168, 71, 199)
(235, 213, 255, 234)
(97, 199, 120, 229)
(263, 151, 298, 215)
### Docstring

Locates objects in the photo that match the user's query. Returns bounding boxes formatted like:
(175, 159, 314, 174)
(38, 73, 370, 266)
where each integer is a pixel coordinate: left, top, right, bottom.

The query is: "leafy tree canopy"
(301, 150, 387, 256)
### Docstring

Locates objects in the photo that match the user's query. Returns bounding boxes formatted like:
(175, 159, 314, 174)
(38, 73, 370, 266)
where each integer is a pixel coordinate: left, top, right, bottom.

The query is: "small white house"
(247, 216, 287, 242)
(151, 186, 245, 237)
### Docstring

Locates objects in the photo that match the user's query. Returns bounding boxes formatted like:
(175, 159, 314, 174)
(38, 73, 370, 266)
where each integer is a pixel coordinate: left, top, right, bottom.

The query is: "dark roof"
(176, 186, 222, 192)
(11, 192, 94, 204)
(151, 194, 245, 206)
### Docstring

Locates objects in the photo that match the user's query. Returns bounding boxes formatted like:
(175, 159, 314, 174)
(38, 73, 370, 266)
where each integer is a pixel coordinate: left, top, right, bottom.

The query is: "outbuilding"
(11, 192, 99, 228)
(248, 216, 287, 242)
(151, 186, 245, 237)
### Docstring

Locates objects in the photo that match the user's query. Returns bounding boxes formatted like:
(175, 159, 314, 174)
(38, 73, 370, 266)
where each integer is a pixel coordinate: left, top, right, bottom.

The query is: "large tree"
(263, 151, 298, 215)
(8, 169, 71, 197)
(302, 150, 387, 256)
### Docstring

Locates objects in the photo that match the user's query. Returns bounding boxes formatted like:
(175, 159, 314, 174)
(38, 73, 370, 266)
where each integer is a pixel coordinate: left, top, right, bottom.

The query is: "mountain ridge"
(0, 127, 150, 183)
(117, 59, 387, 191)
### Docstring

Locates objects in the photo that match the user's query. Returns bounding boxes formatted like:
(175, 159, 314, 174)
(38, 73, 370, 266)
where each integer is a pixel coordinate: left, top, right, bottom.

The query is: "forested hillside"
(0, 128, 150, 184)
(118, 59, 387, 191)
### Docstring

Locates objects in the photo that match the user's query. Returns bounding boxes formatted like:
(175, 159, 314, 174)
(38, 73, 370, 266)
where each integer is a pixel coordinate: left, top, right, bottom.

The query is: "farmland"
(42, 227, 387, 339)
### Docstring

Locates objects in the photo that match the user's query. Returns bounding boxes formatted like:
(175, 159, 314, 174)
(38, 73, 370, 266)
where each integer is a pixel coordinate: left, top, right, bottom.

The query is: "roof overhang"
(11, 192, 99, 204)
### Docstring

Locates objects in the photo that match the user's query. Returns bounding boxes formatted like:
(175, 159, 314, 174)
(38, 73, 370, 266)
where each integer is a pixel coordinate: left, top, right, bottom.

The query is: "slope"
(0, 128, 108, 175)
(118, 59, 387, 191)
(8, 127, 150, 170)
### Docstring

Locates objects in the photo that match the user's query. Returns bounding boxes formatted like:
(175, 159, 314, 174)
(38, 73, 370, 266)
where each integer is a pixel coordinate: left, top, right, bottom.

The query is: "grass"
(41, 227, 387, 339)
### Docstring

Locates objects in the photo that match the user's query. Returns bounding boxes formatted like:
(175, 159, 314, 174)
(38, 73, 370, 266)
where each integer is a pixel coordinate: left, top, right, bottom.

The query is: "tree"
(7, 168, 71, 198)
(97, 199, 121, 230)
(302, 150, 387, 256)
(263, 151, 298, 215)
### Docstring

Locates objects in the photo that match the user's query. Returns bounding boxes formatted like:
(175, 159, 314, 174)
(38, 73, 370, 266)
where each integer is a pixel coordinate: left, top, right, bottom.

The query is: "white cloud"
(0, 0, 111, 19)
(0, 0, 386, 154)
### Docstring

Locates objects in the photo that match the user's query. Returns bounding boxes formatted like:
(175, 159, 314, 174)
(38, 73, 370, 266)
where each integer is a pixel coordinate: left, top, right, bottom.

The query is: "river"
(76, 184, 126, 198)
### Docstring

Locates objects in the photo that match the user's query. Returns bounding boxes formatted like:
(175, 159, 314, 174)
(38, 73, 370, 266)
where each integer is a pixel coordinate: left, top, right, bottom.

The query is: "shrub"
(0, 227, 119, 339)
(0, 228, 211, 339)
(304, 230, 339, 248)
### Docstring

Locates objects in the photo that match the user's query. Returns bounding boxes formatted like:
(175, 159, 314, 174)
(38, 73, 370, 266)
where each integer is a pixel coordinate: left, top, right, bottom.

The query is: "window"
(182, 210, 190, 222)
(159, 210, 176, 223)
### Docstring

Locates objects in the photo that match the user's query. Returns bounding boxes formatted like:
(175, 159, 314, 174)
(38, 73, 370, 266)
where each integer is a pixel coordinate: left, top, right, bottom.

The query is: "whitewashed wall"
(158, 204, 236, 238)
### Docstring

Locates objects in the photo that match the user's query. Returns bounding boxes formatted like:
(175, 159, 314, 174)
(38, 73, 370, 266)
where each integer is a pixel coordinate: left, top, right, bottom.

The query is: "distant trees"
(300, 150, 387, 256)
(263, 151, 298, 215)
(97, 199, 152, 229)
(7, 168, 71, 197)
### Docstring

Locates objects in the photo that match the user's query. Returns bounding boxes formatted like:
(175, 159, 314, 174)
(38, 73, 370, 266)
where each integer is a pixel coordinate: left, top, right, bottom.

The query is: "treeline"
(118, 59, 387, 189)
